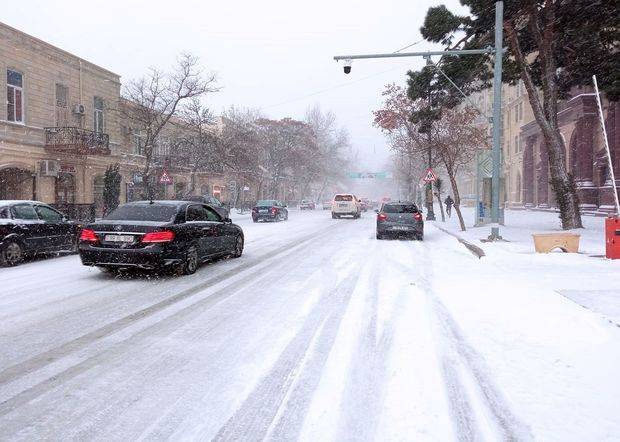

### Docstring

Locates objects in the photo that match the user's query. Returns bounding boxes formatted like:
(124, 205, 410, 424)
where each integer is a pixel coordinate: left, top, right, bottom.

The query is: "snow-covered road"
(1, 210, 619, 441)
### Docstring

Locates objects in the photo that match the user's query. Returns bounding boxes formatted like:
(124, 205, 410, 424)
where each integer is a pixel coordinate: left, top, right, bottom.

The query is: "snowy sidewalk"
(430, 205, 620, 326)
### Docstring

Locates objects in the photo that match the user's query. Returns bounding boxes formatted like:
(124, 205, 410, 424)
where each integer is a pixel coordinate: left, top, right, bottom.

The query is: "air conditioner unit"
(40, 160, 60, 177)
(72, 104, 85, 115)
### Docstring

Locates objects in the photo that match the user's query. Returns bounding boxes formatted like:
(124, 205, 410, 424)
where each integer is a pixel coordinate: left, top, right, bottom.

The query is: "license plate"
(104, 234, 134, 243)
(259, 209, 268, 213)
(391, 226, 410, 231)
(338, 203, 347, 207)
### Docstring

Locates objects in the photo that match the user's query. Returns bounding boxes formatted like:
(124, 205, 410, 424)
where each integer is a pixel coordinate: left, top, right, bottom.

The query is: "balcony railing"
(45, 127, 110, 155)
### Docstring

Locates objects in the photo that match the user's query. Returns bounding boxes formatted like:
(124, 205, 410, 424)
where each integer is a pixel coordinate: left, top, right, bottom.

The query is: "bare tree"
(120, 53, 218, 198)
(305, 105, 351, 202)
(173, 97, 218, 196)
(431, 107, 487, 231)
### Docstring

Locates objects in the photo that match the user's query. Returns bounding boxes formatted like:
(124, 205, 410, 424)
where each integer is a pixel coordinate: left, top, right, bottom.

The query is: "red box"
(605, 216, 620, 259)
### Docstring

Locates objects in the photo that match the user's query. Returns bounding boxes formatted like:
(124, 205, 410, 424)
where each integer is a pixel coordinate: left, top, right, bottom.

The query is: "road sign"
(423, 168, 437, 183)
(159, 170, 173, 185)
(347, 171, 392, 179)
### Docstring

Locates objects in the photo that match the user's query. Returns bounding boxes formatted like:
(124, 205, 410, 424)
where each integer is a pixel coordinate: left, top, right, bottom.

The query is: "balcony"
(45, 127, 110, 155)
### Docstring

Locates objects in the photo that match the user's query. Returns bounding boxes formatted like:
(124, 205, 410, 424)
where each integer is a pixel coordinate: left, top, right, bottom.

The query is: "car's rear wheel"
(0, 240, 24, 267)
(179, 246, 199, 275)
(376, 233, 383, 240)
(232, 235, 244, 258)
(332, 213, 338, 219)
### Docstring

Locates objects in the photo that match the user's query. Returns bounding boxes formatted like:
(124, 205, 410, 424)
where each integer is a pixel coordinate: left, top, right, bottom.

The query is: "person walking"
(444, 195, 454, 218)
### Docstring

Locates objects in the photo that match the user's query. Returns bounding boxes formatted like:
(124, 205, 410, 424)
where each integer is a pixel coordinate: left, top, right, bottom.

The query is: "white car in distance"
(331, 194, 362, 219)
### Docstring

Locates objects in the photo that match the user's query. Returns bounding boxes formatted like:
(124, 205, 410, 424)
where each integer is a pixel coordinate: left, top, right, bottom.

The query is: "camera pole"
(334, 1, 505, 240)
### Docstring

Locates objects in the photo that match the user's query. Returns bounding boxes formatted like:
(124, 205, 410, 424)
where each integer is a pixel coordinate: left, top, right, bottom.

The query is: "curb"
(433, 224, 486, 259)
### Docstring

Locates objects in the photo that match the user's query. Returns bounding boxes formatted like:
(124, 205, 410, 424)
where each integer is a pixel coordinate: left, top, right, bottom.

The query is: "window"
(55, 83, 68, 107)
(186, 205, 208, 222)
(133, 131, 144, 155)
(94, 96, 104, 133)
(205, 206, 221, 222)
(11, 204, 37, 220)
(7, 70, 24, 123)
(104, 204, 179, 222)
(35, 205, 64, 222)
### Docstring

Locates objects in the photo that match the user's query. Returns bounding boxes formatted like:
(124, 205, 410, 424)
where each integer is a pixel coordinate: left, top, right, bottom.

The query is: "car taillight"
(271, 207, 277, 214)
(79, 228, 99, 243)
(414, 212, 423, 221)
(142, 230, 175, 243)
(377, 213, 387, 222)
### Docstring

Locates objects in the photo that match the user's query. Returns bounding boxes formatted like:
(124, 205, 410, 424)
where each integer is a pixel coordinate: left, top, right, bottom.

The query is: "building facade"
(0, 22, 234, 218)
(465, 79, 619, 214)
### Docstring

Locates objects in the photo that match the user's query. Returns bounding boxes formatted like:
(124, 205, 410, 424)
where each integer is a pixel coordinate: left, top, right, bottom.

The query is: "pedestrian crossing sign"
(423, 168, 437, 183)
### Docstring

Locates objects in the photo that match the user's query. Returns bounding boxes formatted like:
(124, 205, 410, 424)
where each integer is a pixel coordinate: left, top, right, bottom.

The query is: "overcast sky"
(3, 0, 466, 171)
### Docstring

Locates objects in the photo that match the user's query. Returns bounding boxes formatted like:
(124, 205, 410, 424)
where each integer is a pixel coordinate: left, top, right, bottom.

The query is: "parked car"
(322, 201, 332, 210)
(78, 200, 244, 275)
(299, 199, 316, 210)
(183, 195, 230, 219)
(251, 200, 288, 222)
(0, 200, 81, 266)
(376, 201, 424, 240)
(331, 194, 361, 219)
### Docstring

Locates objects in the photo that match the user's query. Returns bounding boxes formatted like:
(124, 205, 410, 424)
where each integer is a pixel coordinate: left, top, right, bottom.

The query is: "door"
(185, 204, 213, 258)
(203, 205, 228, 253)
(34, 204, 73, 250)
(10, 203, 47, 252)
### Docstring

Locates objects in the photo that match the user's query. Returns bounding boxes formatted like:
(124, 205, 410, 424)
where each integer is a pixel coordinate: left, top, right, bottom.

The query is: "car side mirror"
(223, 217, 232, 223)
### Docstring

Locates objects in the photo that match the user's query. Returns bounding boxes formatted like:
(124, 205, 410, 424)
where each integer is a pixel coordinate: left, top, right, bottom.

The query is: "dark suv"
(0, 200, 81, 266)
(376, 201, 424, 240)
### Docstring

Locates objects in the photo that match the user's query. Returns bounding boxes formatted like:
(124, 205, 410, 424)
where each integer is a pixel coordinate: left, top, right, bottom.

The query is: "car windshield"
(334, 195, 353, 201)
(104, 204, 178, 222)
(257, 200, 276, 206)
(383, 204, 418, 213)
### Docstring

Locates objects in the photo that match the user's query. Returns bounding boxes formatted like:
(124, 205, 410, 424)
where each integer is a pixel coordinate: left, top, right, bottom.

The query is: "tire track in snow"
(0, 222, 345, 389)
(0, 223, 351, 419)
(413, 228, 533, 441)
(335, 244, 398, 441)
(213, 266, 362, 442)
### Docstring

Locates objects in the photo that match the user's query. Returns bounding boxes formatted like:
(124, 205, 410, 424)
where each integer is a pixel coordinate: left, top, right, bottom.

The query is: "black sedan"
(251, 200, 288, 222)
(0, 200, 80, 266)
(376, 201, 424, 240)
(79, 200, 244, 275)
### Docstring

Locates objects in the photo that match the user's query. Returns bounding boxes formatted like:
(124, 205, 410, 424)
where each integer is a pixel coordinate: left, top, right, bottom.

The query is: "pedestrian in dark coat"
(444, 195, 454, 217)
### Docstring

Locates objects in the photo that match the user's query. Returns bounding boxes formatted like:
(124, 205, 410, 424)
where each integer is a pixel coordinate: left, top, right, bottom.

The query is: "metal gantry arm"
(332, 1, 505, 240)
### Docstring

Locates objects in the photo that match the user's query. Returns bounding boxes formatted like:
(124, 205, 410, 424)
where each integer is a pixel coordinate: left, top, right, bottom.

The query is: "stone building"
(520, 87, 620, 212)
(463, 80, 619, 214)
(0, 22, 234, 218)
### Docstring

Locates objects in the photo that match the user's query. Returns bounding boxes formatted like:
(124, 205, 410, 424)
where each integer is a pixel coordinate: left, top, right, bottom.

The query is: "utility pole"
(334, 1, 504, 239)
(426, 131, 435, 220)
(488, 0, 503, 240)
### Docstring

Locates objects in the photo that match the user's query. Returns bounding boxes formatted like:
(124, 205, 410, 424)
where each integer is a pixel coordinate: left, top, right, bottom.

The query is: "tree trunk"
(504, 19, 583, 230)
(435, 191, 446, 222)
(447, 171, 466, 231)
